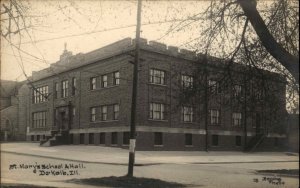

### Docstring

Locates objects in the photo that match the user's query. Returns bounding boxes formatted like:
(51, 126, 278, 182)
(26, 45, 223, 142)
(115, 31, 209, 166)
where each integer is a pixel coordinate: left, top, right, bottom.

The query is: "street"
(1, 143, 299, 188)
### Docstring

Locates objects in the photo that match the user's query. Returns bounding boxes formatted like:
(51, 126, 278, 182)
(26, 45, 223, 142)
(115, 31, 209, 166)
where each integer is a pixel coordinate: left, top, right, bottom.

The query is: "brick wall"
(22, 38, 288, 151)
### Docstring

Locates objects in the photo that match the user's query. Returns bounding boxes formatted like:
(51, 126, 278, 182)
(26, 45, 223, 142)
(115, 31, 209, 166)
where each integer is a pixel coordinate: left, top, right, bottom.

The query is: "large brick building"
(20, 38, 288, 151)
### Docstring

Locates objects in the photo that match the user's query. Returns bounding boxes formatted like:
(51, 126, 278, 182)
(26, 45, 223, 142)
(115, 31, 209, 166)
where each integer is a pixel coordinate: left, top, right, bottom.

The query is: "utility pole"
(127, 0, 142, 177)
(204, 53, 209, 152)
(243, 76, 248, 151)
(204, 0, 212, 152)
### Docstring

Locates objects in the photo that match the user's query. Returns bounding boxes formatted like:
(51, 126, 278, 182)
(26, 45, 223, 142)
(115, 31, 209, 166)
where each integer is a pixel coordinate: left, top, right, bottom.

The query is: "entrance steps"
(40, 130, 69, 147)
(245, 133, 265, 152)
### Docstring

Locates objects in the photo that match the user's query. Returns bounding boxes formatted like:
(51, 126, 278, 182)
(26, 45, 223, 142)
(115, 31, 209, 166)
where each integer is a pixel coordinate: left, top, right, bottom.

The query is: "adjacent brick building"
(0, 80, 26, 141)
(20, 38, 288, 151)
(286, 114, 299, 152)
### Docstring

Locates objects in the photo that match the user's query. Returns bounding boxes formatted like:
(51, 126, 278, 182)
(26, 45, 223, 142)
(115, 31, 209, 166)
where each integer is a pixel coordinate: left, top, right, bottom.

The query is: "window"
(32, 111, 47, 128)
(89, 133, 94, 144)
(149, 103, 165, 120)
(254, 113, 261, 129)
(150, 69, 165, 85)
(101, 106, 107, 121)
(208, 80, 219, 93)
(99, 133, 105, 145)
(42, 112, 46, 127)
(72, 77, 77, 95)
(233, 85, 242, 97)
(181, 75, 193, 88)
(90, 77, 97, 90)
(113, 71, 120, 85)
(80, 133, 84, 144)
(33, 88, 39, 103)
(54, 83, 58, 99)
(90, 107, 96, 122)
(54, 109, 58, 126)
(123, 132, 130, 145)
(53, 108, 58, 126)
(45, 86, 49, 100)
(274, 137, 279, 147)
(154, 132, 163, 146)
(61, 80, 69, 98)
(71, 107, 76, 125)
(111, 132, 118, 145)
(113, 104, 119, 120)
(33, 89, 38, 103)
(182, 106, 193, 122)
(236, 136, 242, 146)
(185, 134, 193, 146)
(232, 112, 242, 127)
(33, 86, 49, 103)
(209, 110, 220, 125)
(69, 134, 73, 144)
(101, 75, 108, 88)
(72, 107, 76, 117)
(212, 135, 219, 146)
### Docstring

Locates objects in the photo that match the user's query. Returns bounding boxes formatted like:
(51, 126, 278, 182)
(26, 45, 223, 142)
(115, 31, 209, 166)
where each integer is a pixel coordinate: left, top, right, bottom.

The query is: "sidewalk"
(1, 142, 298, 165)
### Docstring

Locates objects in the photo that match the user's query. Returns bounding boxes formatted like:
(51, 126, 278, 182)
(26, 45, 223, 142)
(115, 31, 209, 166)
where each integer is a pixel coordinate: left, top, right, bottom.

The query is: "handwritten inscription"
(9, 163, 85, 176)
(253, 176, 285, 185)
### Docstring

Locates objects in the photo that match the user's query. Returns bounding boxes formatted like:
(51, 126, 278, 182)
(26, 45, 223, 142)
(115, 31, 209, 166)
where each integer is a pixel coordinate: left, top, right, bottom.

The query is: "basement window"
(99, 133, 105, 145)
(212, 135, 219, 146)
(185, 134, 193, 146)
(235, 136, 241, 146)
(123, 132, 130, 145)
(89, 133, 94, 144)
(111, 132, 118, 145)
(154, 132, 163, 146)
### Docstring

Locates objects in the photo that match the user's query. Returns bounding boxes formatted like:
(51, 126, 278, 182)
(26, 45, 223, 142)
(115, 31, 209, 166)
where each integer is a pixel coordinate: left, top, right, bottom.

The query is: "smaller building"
(287, 114, 299, 152)
(0, 80, 25, 141)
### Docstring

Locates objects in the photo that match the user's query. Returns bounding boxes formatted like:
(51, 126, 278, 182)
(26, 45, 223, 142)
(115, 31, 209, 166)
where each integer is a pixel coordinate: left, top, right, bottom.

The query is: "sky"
(1, 0, 212, 81)
(1, 0, 298, 112)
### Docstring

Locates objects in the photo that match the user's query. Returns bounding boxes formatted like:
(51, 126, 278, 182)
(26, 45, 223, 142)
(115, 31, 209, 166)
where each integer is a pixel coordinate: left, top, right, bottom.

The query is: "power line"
(19, 19, 188, 45)
(2, 53, 48, 68)
(2, 52, 47, 62)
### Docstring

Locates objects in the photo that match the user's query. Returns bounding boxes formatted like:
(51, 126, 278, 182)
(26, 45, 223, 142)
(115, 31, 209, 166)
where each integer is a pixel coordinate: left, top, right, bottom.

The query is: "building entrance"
(54, 106, 70, 131)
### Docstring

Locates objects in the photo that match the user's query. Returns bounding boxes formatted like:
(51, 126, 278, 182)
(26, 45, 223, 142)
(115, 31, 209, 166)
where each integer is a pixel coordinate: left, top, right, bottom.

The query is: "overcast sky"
(1, 0, 214, 81)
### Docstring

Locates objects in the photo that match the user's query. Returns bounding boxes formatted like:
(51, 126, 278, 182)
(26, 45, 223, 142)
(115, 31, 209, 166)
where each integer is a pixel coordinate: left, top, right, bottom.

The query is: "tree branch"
(238, 0, 299, 83)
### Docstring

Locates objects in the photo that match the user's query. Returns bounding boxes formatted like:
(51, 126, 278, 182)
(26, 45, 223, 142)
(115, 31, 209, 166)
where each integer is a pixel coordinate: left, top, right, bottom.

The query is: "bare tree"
(201, 0, 299, 82)
(238, 0, 298, 82)
(1, 0, 30, 42)
(1, 0, 94, 98)
(164, 0, 298, 113)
